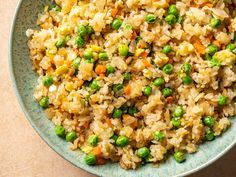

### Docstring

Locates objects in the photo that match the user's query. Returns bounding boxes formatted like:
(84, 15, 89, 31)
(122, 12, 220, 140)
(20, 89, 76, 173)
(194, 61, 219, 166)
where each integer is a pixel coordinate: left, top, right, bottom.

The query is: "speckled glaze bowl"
(9, 0, 236, 177)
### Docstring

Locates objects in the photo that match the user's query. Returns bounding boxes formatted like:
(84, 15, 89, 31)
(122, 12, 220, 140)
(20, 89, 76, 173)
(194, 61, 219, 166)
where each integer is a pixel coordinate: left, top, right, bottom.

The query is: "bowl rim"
(9, 0, 236, 177)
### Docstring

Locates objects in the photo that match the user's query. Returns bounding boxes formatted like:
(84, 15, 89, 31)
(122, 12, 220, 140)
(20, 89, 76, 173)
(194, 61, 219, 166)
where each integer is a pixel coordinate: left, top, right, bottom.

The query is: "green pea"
(163, 64, 174, 74)
(153, 77, 165, 87)
(120, 103, 129, 113)
(66, 131, 77, 142)
(39, 97, 49, 108)
(112, 18, 123, 30)
(42, 76, 53, 87)
(207, 44, 218, 56)
(172, 117, 181, 128)
(88, 135, 99, 147)
(173, 106, 184, 118)
(137, 147, 150, 158)
(49, 3, 57, 10)
(123, 72, 131, 81)
(55, 125, 65, 137)
(165, 14, 177, 25)
(54, 5, 61, 12)
(90, 80, 100, 91)
(211, 58, 221, 67)
(106, 65, 116, 75)
(174, 151, 186, 163)
(154, 131, 165, 142)
(162, 45, 172, 54)
(205, 128, 215, 141)
(72, 57, 81, 69)
(116, 135, 129, 147)
(182, 75, 193, 85)
(168, 4, 178, 16)
(144, 154, 153, 163)
(55, 38, 65, 48)
(143, 85, 152, 96)
(128, 107, 138, 116)
(118, 44, 129, 57)
(162, 87, 173, 97)
(65, 35, 70, 43)
(110, 134, 118, 142)
(99, 52, 108, 61)
(226, 43, 236, 52)
(86, 25, 94, 35)
(182, 63, 192, 74)
(86, 58, 94, 63)
(113, 108, 122, 118)
(204, 53, 212, 60)
(77, 25, 87, 37)
(145, 14, 156, 23)
(84, 153, 96, 165)
(124, 24, 133, 30)
(203, 116, 215, 127)
(75, 35, 85, 48)
(84, 50, 93, 60)
(136, 35, 142, 41)
(209, 18, 221, 28)
(113, 84, 124, 93)
(177, 15, 184, 24)
(218, 95, 228, 106)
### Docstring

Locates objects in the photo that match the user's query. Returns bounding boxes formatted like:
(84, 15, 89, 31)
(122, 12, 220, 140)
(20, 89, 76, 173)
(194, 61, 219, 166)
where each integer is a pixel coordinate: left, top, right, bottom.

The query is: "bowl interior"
(10, 0, 236, 177)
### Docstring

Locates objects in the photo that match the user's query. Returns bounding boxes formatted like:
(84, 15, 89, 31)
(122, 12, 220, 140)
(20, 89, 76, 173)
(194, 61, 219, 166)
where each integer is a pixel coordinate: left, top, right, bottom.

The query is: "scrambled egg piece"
(213, 50, 236, 66)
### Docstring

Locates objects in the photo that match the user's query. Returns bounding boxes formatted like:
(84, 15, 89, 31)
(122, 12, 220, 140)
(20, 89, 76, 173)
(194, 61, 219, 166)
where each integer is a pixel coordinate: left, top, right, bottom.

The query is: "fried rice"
(26, 0, 236, 170)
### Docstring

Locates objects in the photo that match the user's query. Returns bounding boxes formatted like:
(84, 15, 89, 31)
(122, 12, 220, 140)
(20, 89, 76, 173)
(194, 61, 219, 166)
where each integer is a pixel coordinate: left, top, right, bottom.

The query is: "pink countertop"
(1, 0, 235, 176)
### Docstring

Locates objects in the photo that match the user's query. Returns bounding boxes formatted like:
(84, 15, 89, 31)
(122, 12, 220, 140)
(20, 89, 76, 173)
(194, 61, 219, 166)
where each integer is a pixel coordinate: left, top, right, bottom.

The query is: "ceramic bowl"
(9, 0, 236, 176)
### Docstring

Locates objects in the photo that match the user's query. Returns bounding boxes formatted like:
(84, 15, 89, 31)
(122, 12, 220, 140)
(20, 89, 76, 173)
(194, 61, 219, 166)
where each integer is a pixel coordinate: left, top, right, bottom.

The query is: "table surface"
(1, 0, 236, 177)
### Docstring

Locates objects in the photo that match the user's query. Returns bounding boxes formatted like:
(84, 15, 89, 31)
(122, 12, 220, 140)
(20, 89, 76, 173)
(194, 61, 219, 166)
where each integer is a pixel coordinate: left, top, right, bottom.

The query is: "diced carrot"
(193, 42, 206, 55)
(140, 51, 149, 58)
(96, 157, 106, 165)
(78, 50, 83, 57)
(111, 8, 118, 17)
(47, 67, 54, 73)
(124, 85, 131, 95)
(73, 47, 78, 52)
(131, 31, 137, 40)
(191, 66, 195, 75)
(102, 110, 107, 116)
(168, 59, 173, 64)
(99, 73, 105, 79)
(122, 114, 133, 123)
(105, 118, 113, 128)
(72, 77, 79, 81)
(142, 59, 152, 67)
(66, 60, 72, 67)
(83, 121, 89, 128)
(191, 36, 206, 55)
(213, 40, 221, 48)
(130, 121, 138, 129)
(77, 79, 84, 87)
(122, 114, 138, 128)
(93, 146, 102, 156)
(95, 65, 106, 74)
(191, 36, 198, 43)
(166, 96, 174, 104)
(203, 3, 213, 8)
(139, 42, 146, 49)
(228, 26, 233, 33)
(190, 3, 199, 8)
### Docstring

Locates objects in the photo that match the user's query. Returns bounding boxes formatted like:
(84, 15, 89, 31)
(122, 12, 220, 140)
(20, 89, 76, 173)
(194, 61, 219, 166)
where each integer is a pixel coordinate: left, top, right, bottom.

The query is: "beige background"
(0, 0, 236, 177)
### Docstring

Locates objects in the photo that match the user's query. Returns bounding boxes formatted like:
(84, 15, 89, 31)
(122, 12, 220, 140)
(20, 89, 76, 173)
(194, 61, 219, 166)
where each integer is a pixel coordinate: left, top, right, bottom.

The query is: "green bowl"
(9, 0, 236, 176)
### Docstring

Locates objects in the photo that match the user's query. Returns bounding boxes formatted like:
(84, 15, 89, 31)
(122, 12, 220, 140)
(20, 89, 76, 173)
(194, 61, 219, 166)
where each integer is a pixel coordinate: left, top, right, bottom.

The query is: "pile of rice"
(27, 0, 236, 170)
